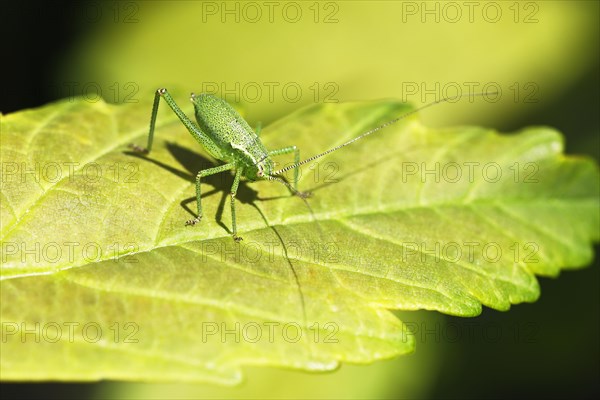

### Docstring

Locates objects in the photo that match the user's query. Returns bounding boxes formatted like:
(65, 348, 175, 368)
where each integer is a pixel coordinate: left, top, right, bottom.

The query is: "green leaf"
(1, 97, 598, 382)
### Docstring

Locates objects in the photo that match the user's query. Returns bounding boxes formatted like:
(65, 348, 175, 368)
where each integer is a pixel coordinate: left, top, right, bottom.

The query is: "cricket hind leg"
(130, 88, 220, 157)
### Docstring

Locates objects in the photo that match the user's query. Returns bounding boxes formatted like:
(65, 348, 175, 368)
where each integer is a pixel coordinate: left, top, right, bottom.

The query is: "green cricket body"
(131, 88, 494, 241)
(192, 93, 273, 181)
(131, 88, 301, 241)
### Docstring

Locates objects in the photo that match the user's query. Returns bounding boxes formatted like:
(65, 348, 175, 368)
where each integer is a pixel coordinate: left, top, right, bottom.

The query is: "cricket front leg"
(268, 146, 310, 198)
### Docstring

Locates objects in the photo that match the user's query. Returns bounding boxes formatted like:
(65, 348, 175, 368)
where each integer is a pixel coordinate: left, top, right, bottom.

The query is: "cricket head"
(253, 155, 309, 198)
(250, 155, 275, 181)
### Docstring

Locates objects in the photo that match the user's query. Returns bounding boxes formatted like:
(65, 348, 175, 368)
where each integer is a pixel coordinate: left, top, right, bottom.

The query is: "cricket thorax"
(243, 155, 273, 181)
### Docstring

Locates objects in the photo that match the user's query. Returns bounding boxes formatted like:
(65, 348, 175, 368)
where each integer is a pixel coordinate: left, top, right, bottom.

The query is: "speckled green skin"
(192, 93, 273, 180)
(132, 88, 299, 240)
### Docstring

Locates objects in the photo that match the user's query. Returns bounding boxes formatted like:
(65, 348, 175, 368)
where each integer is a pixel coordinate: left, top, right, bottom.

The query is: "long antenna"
(270, 91, 498, 177)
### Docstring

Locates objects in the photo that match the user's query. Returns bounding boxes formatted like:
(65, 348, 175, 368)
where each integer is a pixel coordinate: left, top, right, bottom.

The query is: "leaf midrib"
(2, 196, 594, 281)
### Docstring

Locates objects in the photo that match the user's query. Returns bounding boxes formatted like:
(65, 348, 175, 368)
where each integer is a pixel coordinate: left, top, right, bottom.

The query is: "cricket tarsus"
(185, 217, 201, 226)
(128, 143, 149, 154)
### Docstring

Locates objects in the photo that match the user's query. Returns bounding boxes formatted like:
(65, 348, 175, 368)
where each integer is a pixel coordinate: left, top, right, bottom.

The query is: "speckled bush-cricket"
(130, 88, 495, 241)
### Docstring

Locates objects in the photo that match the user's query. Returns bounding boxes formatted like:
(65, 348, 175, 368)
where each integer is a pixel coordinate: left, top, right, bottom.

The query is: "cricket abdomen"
(192, 93, 271, 179)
